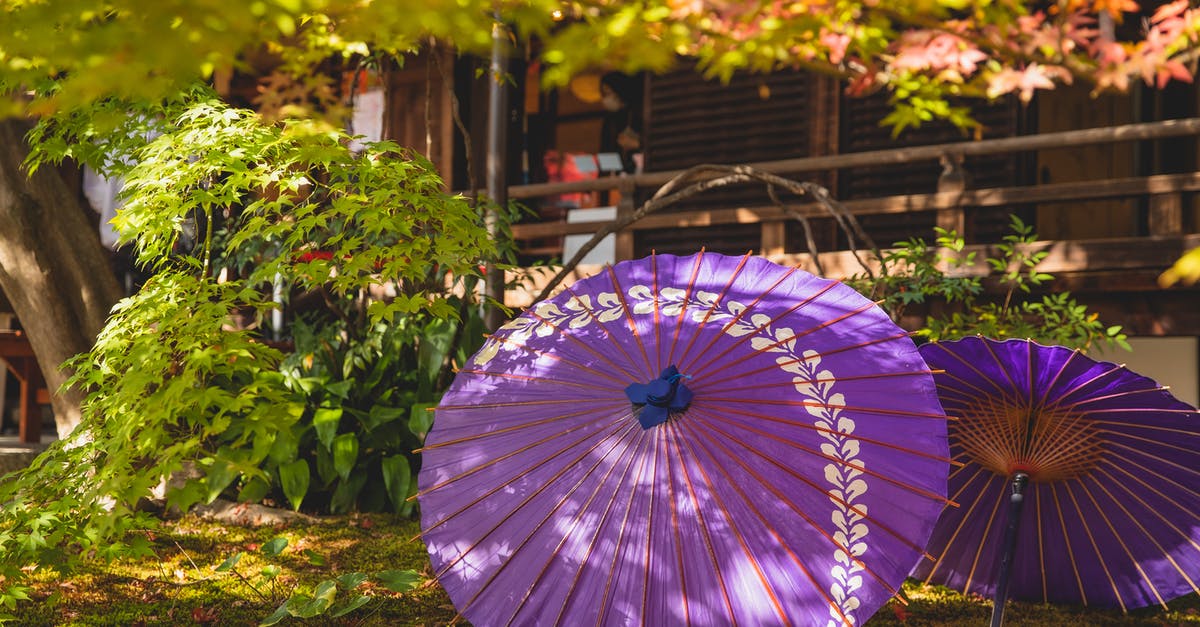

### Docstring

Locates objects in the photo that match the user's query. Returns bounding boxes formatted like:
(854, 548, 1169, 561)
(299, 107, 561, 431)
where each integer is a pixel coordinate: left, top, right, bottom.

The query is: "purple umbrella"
(418, 252, 950, 626)
(913, 337, 1200, 624)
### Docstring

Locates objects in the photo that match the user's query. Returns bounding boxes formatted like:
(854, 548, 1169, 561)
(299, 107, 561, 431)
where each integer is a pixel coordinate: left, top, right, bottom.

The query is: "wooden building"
(382, 52, 1200, 406)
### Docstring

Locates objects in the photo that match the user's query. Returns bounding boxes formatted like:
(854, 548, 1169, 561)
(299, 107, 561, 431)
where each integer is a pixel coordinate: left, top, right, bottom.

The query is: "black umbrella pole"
(990, 472, 1030, 627)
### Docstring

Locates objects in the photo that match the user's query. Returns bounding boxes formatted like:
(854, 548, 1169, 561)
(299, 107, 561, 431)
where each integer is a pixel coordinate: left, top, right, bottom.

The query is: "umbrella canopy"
(913, 337, 1200, 613)
(418, 252, 950, 626)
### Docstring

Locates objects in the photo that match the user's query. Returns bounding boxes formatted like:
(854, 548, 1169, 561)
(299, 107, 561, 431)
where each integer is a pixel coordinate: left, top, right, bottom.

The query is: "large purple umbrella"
(913, 337, 1200, 623)
(418, 252, 950, 626)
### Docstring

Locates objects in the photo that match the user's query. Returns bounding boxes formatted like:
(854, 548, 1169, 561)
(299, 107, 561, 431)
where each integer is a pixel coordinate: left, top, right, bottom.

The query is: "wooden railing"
(507, 117, 1200, 261)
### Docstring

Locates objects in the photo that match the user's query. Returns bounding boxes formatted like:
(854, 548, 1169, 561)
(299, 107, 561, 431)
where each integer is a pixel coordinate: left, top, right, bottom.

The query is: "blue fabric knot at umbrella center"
(625, 365, 693, 429)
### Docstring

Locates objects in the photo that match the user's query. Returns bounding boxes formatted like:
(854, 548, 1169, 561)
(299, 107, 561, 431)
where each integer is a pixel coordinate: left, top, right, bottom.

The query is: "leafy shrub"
(849, 215, 1128, 352)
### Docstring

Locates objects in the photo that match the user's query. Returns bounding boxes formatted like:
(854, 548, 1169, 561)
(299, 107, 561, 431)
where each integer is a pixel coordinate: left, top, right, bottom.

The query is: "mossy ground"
(11, 514, 1200, 626)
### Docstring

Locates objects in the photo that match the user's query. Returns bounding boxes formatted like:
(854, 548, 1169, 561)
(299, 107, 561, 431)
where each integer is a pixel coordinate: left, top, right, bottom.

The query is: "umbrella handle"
(990, 472, 1030, 627)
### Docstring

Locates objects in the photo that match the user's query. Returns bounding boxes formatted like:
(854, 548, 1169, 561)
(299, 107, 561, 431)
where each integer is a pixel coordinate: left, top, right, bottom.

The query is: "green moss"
(13, 517, 1199, 626)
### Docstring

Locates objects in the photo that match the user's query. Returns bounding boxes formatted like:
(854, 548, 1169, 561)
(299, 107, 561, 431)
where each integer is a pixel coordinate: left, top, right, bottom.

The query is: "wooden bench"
(0, 331, 48, 444)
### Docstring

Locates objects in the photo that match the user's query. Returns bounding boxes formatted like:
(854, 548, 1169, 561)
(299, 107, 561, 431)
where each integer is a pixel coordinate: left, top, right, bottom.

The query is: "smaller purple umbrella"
(418, 252, 951, 626)
(913, 337, 1200, 624)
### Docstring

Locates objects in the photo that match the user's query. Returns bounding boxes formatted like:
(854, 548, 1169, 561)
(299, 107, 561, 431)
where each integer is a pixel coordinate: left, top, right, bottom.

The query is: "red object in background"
(541, 150, 599, 219)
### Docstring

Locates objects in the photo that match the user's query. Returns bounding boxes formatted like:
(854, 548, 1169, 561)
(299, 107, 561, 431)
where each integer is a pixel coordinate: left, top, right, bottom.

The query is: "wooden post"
(615, 178, 637, 261)
(761, 221, 786, 258)
(1149, 192, 1184, 236)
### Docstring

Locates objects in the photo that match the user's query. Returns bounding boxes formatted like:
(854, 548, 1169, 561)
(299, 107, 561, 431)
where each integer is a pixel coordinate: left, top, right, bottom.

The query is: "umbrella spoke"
(664, 250, 707, 374)
(1048, 483, 1090, 605)
(961, 474, 1007, 595)
(547, 430, 651, 627)
(450, 421, 642, 622)
(922, 468, 1001, 584)
(1061, 481, 1127, 610)
(1079, 475, 1199, 606)
(688, 297, 876, 382)
(419, 414, 626, 514)
(595, 432, 660, 627)
(674, 251, 753, 369)
(605, 264, 656, 380)
(1044, 363, 1125, 409)
(663, 422, 692, 626)
(925, 341, 1018, 400)
(675, 264, 806, 375)
(694, 369, 941, 397)
(455, 368, 624, 392)
(1105, 440, 1200, 482)
(523, 304, 643, 382)
(1032, 347, 1083, 412)
(419, 403, 625, 452)
(459, 334, 632, 386)
(1035, 487, 1046, 603)
(664, 421, 739, 625)
(688, 407, 943, 556)
(501, 420, 645, 627)
(1093, 464, 1200, 557)
(684, 403, 954, 465)
(1096, 450, 1200, 504)
(694, 332, 914, 391)
(704, 396, 948, 420)
(981, 339, 1023, 401)
(686, 414, 904, 610)
(560, 281, 646, 380)
(673, 421, 795, 626)
(1055, 386, 1174, 411)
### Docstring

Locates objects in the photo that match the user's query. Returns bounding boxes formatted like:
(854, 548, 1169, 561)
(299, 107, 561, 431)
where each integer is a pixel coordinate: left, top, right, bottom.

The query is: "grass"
(11, 514, 1200, 626)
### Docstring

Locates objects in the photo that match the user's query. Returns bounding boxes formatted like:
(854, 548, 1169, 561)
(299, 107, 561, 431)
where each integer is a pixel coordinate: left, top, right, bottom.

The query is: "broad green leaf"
(214, 552, 242, 573)
(312, 407, 343, 450)
(279, 459, 310, 511)
(303, 548, 327, 566)
(408, 403, 436, 439)
(331, 433, 359, 481)
(376, 569, 422, 592)
(237, 476, 271, 503)
(329, 595, 373, 618)
(381, 455, 412, 514)
(260, 537, 288, 557)
(204, 458, 238, 504)
(336, 572, 369, 590)
(259, 600, 292, 626)
(261, 564, 283, 579)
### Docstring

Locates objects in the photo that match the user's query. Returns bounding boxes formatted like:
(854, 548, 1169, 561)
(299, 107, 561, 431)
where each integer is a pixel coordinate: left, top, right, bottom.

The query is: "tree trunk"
(0, 119, 123, 438)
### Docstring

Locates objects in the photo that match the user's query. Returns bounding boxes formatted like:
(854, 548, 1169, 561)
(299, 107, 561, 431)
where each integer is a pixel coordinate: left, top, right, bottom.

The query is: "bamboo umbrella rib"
(1081, 475, 1198, 605)
(639, 424, 661, 620)
(664, 424, 692, 626)
(674, 424, 793, 626)
(677, 265, 806, 375)
(1033, 348, 1083, 412)
(453, 421, 642, 621)
(1049, 483, 1089, 605)
(465, 333, 632, 386)
(702, 396, 949, 419)
(521, 309, 642, 383)
(1061, 481, 1126, 611)
(1094, 456, 1200, 523)
(693, 369, 942, 397)
(1058, 386, 1174, 410)
(1063, 407, 1198, 416)
(926, 341, 1017, 399)
(651, 251, 663, 375)
(454, 368, 623, 392)
(1045, 364, 1126, 409)
(436, 421, 640, 582)
(1099, 428, 1200, 458)
(1075, 478, 1166, 605)
(690, 402, 956, 465)
(595, 432, 658, 627)
(948, 404, 1016, 473)
(1090, 420, 1200, 436)
(695, 332, 914, 390)
(688, 408, 941, 557)
(1025, 413, 1101, 477)
(933, 379, 1027, 419)
(546, 428, 649, 627)
(690, 407, 952, 505)
(1096, 455, 1200, 513)
(962, 475, 1008, 594)
(561, 281, 645, 380)
(665, 250, 707, 375)
(685, 284, 840, 381)
(982, 339, 1022, 402)
(665, 421, 740, 625)
(674, 252, 753, 370)
(419, 415, 625, 514)
(501, 421, 644, 627)
(687, 415, 907, 601)
(1093, 464, 1200, 557)
(419, 403, 626, 452)
(606, 264, 656, 380)
(437, 397, 620, 411)
(1106, 441, 1200, 482)
(923, 468, 1001, 584)
(1036, 487, 1047, 603)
